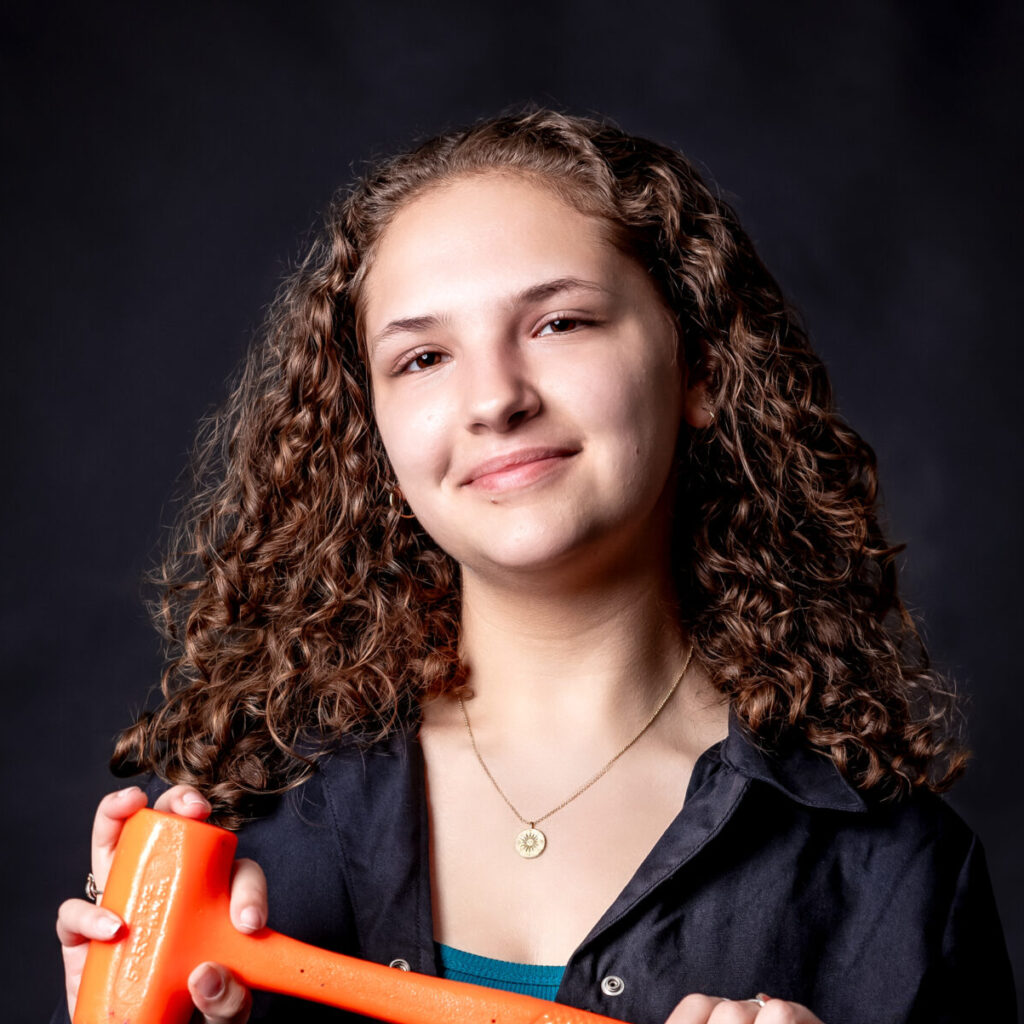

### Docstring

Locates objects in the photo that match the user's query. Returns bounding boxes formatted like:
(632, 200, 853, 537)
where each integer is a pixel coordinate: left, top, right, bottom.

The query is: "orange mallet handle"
(74, 809, 626, 1024)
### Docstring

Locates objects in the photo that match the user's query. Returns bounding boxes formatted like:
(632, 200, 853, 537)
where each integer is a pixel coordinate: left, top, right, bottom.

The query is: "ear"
(680, 351, 714, 429)
(682, 377, 713, 429)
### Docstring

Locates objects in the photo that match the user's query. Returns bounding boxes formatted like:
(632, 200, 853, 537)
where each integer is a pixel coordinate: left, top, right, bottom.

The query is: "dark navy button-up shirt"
(53, 718, 1016, 1024)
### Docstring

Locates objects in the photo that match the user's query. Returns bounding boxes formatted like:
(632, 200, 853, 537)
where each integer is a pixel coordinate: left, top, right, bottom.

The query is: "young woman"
(55, 110, 1014, 1024)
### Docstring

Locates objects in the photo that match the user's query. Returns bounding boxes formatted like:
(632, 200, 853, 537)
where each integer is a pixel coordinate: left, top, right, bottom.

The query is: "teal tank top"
(436, 943, 566, 1001)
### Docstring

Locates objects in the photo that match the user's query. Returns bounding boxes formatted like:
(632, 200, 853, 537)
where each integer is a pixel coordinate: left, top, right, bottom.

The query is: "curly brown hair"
(113, 109, 965, 826)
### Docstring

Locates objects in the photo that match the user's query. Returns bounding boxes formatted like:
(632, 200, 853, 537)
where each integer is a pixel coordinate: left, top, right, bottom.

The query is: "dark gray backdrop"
(3, 2, 1021, 1019)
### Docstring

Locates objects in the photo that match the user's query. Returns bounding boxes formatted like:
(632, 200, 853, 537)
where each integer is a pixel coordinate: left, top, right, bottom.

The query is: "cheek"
(578, 361, 683, 449)
(372, 391, 450, 492)
(593, 369, 684, 501)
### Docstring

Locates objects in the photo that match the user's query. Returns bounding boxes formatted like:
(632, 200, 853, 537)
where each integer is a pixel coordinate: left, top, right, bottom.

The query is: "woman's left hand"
(666, 993, 825, 1023)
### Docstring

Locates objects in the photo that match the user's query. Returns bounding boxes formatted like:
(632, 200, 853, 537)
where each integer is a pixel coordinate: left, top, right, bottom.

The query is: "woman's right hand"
(56, 784, 268, 1024)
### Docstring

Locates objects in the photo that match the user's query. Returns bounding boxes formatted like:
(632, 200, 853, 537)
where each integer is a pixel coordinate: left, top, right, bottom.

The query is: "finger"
(188, 962, 252, 1024)
(62, 939, 86, 1013)
(706, 1000, 760, 1024)
(90, 786, 148, 885)
(665, 993, 726, 1024)
(757, 999, 823, 1024)
(152, 783, 212, 818)
(229, 858, 268, 933)
(56, 898, 123, 947)
(57, 898, 126, 1017)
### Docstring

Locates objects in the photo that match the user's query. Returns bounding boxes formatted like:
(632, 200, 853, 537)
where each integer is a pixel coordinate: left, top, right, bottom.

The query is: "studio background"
(3, 2, 1021, 1019)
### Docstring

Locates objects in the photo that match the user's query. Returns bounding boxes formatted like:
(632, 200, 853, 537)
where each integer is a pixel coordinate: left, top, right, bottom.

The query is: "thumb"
(188, 962, 252, 1024)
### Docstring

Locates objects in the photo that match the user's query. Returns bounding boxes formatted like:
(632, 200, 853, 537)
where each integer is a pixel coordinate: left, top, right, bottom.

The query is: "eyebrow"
(368, 276, 611, 350)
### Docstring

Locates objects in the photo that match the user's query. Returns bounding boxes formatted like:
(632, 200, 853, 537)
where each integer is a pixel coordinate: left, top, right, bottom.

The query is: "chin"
(459, 544, 581, 579)
(450, 523, 631, 583)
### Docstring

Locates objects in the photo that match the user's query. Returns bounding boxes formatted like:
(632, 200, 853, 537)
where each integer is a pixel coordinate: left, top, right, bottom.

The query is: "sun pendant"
(515, 826, 546, 859)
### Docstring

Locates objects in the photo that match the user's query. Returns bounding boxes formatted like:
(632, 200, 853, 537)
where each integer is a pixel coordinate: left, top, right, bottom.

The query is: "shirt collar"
(718, 711, 868, 813)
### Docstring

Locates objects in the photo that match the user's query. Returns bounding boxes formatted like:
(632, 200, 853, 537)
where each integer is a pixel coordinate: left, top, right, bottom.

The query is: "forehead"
(359, 173, 629, 333)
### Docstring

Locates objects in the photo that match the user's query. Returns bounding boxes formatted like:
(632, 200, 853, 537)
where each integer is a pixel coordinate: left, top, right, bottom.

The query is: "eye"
(399, 350, 449, 374)
(537, 317, 584, 336)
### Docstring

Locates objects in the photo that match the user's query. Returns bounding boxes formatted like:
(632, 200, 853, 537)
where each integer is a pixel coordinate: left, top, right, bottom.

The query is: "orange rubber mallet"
(74, 808, 626, 1024)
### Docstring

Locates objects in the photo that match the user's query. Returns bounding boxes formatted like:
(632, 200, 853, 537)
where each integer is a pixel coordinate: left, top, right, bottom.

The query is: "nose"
(463, 344, 541, 434)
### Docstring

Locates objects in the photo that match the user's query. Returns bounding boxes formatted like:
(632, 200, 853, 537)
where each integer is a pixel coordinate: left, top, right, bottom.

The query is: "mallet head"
(74, 809, 239, 1024)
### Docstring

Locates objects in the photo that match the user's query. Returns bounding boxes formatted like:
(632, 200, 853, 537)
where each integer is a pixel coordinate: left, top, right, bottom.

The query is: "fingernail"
(239, 906, 262, 931)
(98, 914, 122, 939)
(117, 786, 142, 798)
(182, 792, 209, 808)
(194, 965, 225, 1000)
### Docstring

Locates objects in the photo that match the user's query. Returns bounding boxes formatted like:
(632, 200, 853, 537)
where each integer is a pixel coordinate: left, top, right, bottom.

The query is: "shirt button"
(389, 958, 411, 971)
(600, 975, 625, 996)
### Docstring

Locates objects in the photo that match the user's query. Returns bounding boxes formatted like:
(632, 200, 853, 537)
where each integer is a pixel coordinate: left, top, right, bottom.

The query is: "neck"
(456, 553, 691, 743)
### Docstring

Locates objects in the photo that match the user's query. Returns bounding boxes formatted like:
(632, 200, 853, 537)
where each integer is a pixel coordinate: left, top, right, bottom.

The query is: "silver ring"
(85, 872, 103, 902)
(747, 996, 767, 1007)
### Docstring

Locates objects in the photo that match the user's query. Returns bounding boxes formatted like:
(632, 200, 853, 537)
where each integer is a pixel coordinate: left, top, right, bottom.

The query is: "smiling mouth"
(462, 447, 579, 492)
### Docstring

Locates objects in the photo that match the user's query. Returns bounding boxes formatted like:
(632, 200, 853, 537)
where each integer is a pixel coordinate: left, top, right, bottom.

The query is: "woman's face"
(361, 173, 707, 583)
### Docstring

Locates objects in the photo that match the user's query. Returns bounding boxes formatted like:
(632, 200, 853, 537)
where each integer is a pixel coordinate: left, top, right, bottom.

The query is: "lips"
(461, 446, 579, 491)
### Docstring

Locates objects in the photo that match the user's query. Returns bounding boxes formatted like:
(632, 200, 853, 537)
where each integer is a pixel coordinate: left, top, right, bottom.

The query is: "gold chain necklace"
(457, 644, 694, 859)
